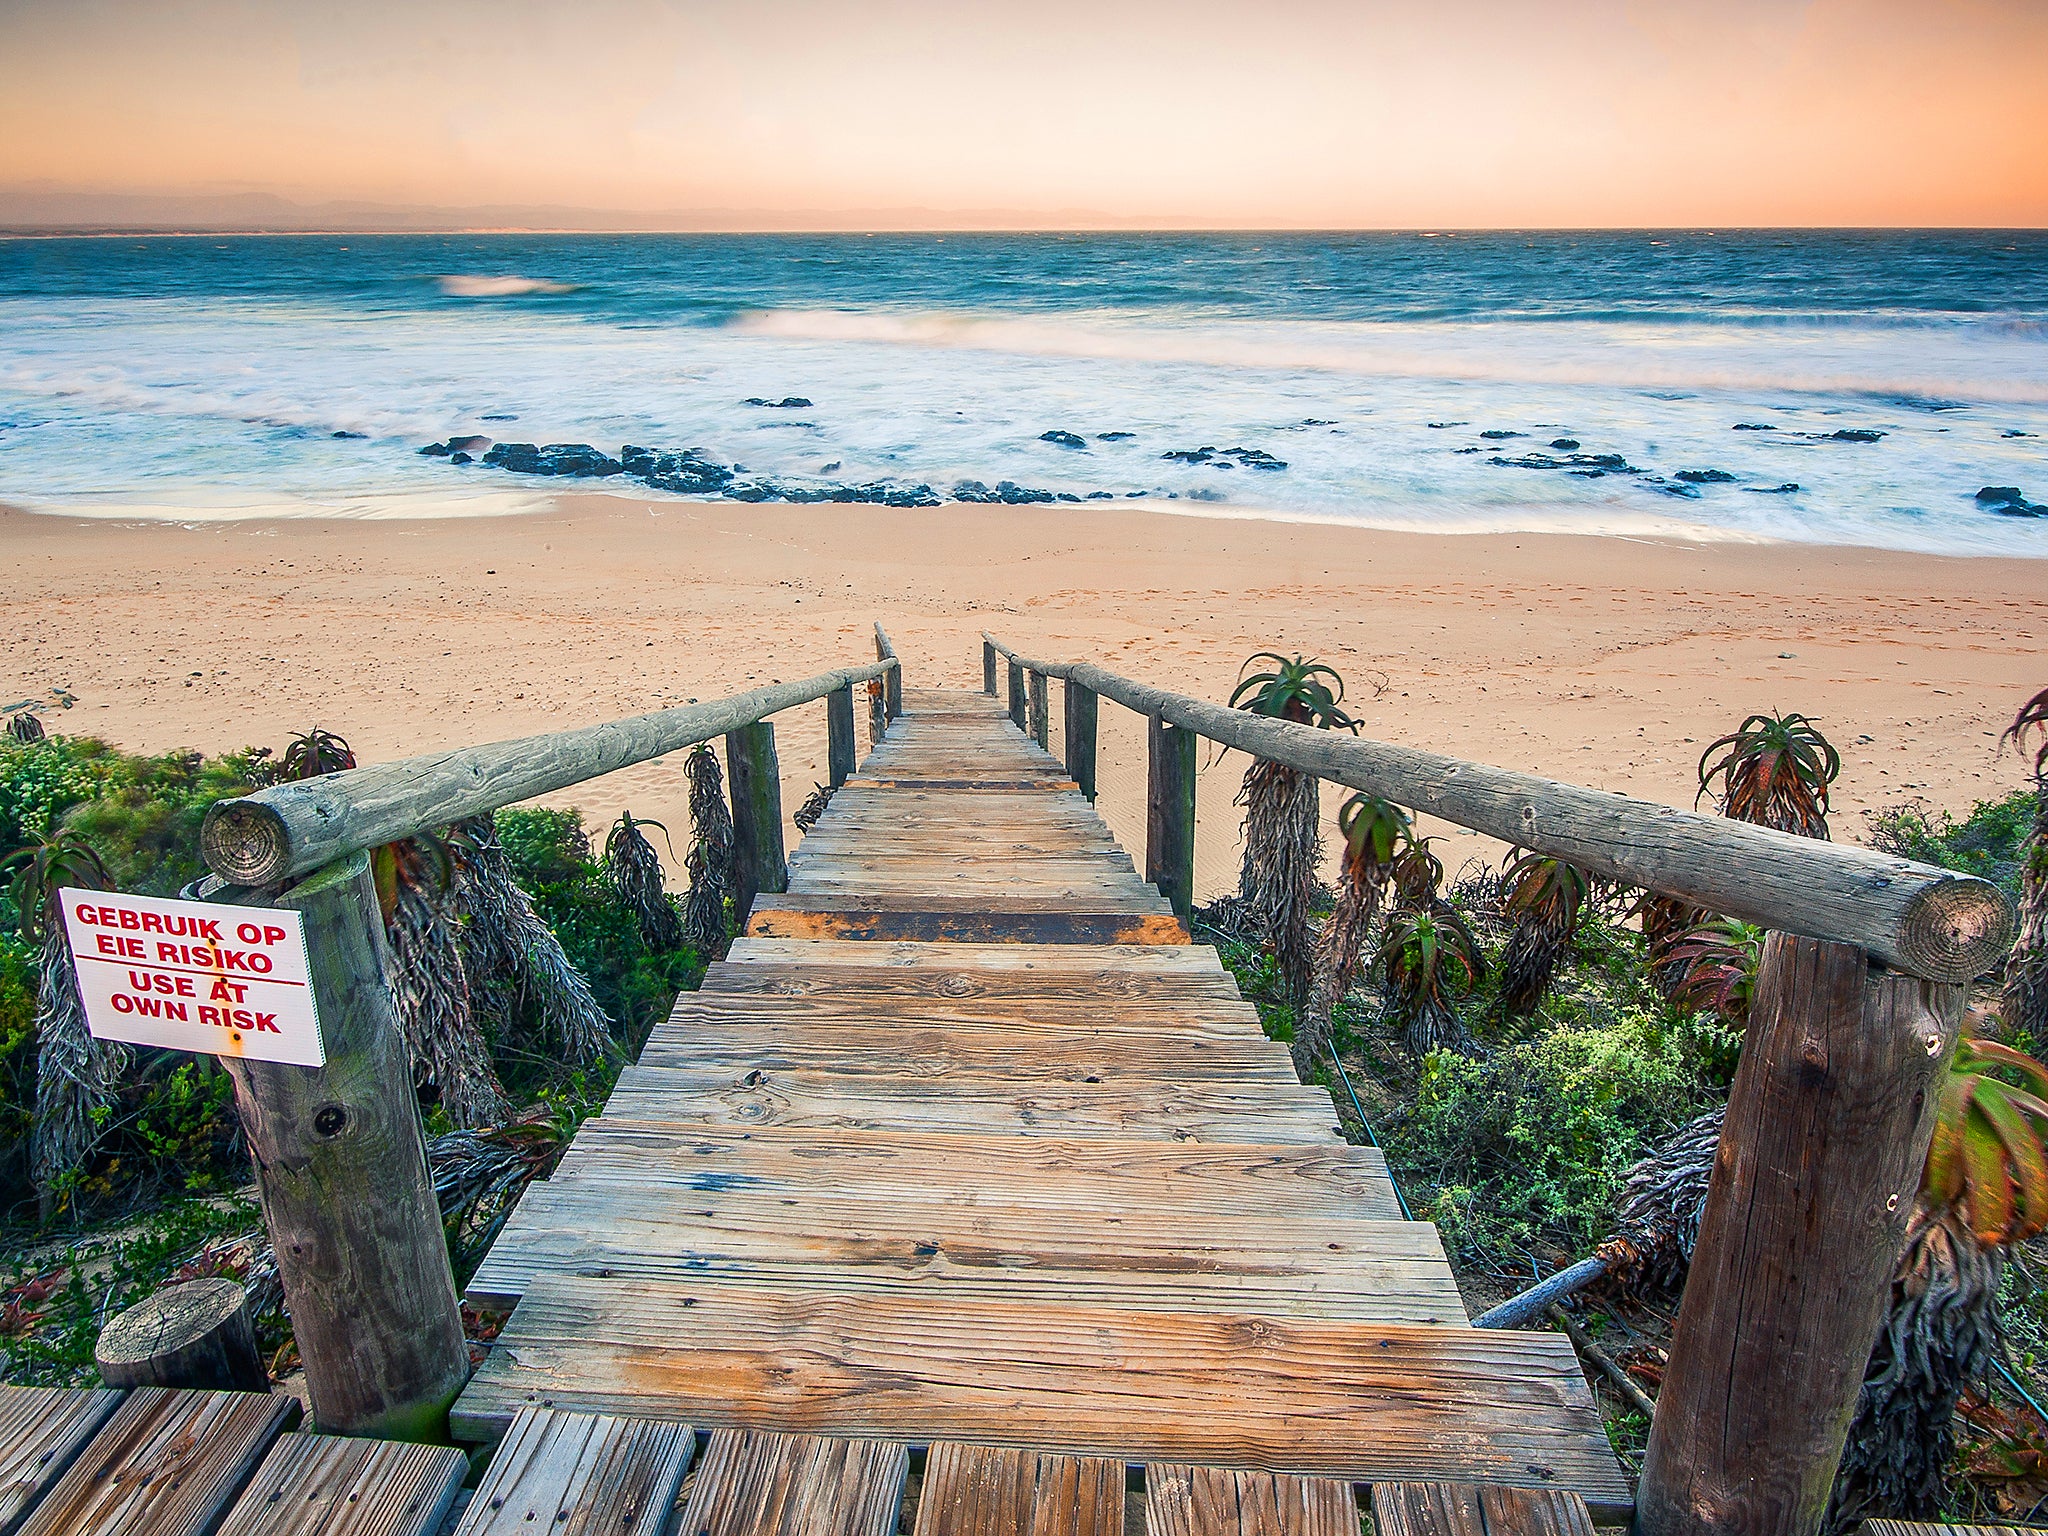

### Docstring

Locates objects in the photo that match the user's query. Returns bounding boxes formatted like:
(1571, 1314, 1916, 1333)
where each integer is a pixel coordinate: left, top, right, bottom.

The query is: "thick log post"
(983, 640, 998, 696)
(885, 661, 903, 721)
(96, 1278, 269, 1394)
(1008, 660, 1027, 731)
(1146, 713, 1197, 921)
(725, 721, 788, 916)
(827, 685, 856, 788)
(1064, 681, 1099, 801)
(1028, 671, 1050, 749)
(1636, 933, 1963, 1536)
(206, 852, 468, 1440)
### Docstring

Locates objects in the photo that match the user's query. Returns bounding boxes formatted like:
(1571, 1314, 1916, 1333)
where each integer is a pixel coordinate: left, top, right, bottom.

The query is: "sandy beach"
(4, 494, 2044, 894)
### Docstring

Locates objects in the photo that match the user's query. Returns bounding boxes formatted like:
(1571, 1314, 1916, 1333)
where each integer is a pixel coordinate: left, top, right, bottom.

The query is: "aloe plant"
(604, 812, 683, 951)
(1294, 793, 1409, 1080)
(1498, 853, 1595, 1017)
(2000, 686, 2047, 1050)
(1231, 655, 1357, 1013)
(682, 745, 735, 954)
(1697, 711, 1840, 839)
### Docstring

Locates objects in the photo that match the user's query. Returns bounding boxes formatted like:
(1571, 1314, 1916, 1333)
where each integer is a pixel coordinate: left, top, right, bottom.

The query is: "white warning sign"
(59, 888, 325, 1067)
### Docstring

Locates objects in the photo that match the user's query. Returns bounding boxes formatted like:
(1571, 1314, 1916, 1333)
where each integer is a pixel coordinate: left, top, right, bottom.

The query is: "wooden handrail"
(982, 633, 2012, 984)
(202, 659, 899, 886)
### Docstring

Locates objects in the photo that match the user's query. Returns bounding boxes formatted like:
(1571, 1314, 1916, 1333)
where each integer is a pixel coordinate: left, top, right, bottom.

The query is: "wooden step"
(450, 1278, 1631, 1518)
(1145, 1464, 1356, 1536)
(598, 1065, 1343, 1143)
(453, 1408, 694, 1536)
(218, 1433, 468, 1536)
(680, 1429, 907, 1536)
(721, 939, 1232, 975)
(660, 991, 1268, 1035)
(746, 901, 1188, 946)
(1368, 1483, 1597, 1536)
(0, 1387, 124, 1535)
(700, 963, 1246, 1006)
(916, 1444, 1123, 1536)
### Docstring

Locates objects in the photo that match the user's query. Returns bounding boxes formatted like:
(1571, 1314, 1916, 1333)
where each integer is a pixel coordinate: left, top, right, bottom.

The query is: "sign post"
(60, 889, 325, 1066)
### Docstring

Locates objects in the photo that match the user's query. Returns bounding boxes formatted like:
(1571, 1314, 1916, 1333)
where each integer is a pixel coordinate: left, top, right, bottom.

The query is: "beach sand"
(4, 494, 2044, 895)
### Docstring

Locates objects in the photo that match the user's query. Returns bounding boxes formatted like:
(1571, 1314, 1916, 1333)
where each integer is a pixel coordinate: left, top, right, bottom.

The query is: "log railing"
(983, 630, 2009, 1536)
(193, 646, 900, 1440)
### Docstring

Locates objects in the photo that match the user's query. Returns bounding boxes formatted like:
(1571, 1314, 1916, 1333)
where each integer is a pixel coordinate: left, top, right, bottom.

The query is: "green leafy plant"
(279, 728, 356, 781)
(1295, 793, 1411, 1079)
(1381, 899, 1485, 1058)
(1997, 687, 2047, 1051)
(1227, 653, 1358, 730)
(1697, 711, 1841, 839)
(1498, 853, 1596, 1017)
(603, 813, 684, 952)
(1663, 918, 1764, 1027)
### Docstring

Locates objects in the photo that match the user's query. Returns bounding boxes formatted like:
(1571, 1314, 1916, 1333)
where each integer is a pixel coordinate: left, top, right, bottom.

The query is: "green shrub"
(1865, 788, 2037, 902)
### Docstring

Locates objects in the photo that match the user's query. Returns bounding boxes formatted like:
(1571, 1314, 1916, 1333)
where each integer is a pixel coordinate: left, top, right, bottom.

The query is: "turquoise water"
(2, 230, 2045, 552)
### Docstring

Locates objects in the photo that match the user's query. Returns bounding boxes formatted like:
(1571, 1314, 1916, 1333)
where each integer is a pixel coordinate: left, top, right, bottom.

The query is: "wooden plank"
(1861, 1525, 2023, 1536)
(452, 1407, 695, 1536)
(676, 1429, 907, 1536)
(1368, 1483, 1597, 1536)
(916, 1444, 1122, 1536)
(216, 1434, 467, 1536)
(699, 963, 1245, 1005)
(19, 1387, 296, 1536)
(1146, 1465, 1356, 1536)
(721, 939, 1229, 973)
(596, 1065, 1344, 1144)
(464, 1174, 1452, 1316)
(634, 1021, 1305, 1083)
(745, 907, 1190, 946)
(0, 1388, 125, 1536)
(449, 1278, 1631, 1517)
(660, 991, 1268, 1034)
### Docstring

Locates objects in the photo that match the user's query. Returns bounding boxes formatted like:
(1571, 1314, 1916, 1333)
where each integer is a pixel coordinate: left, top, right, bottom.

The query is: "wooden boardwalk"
(451, 688, 1627, 1517)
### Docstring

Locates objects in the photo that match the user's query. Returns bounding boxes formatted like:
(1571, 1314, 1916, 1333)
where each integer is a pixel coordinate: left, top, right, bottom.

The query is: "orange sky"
(1, 0, 2044, 228)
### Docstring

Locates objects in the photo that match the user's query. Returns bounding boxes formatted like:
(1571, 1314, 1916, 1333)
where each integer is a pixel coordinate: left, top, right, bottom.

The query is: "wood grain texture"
(720, 938, 1230, 973)
(1636, 936, 1964, 1536)
(1064, 683, 1099, 802)
(727, 721, 789, 917)
(1860, 1524, 2023, 1536)
(0, 1387, 125, 1536)
(453, 1407, 695, 1536)
(1145, 1464, 1356, 1536)
(916, 1444, 1123, 1536)
(201, 660, 896, 886)
(1368, 1482, 1597, 1536)
(828, 687, 858, 789)
(1146, 716, 1197, 923)
(450, 1278, 1628, 1515)
(743, 906, 1190, 946)
(215, 1434, 467, 1536)
(595, 1065, 1343, 1144)
(1029, 672, 1050, 749)
(677, 1429, 907, 1536)
(211, 854, 469, 1441)
(95, 1279, 267, 1395)
(19, 1387, 296, 1536)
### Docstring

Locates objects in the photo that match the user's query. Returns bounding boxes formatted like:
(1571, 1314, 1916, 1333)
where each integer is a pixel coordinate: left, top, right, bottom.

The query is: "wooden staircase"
(452, 689, 1631, 1517)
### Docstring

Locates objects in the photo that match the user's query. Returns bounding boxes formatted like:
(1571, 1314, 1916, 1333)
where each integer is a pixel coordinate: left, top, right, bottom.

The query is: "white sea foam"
(437, 274, 574, 297)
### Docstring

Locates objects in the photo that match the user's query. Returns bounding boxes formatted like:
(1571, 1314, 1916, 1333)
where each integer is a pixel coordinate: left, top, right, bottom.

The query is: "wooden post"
(206, 851, 468, 1440)
(1146, 713, 1197, 921)
(1064, 681, 1098, 801)
(885, 661, 903, 721)
(96, 1278, 268, 1394)
(983, 640, 998, 696)
(1636, 933, 1963, 1536)
(725, 721, 787, 916)
(1007, 660, 1027, 731)
(1028, 670, 1050, 749)
(827, 685, 856, 788)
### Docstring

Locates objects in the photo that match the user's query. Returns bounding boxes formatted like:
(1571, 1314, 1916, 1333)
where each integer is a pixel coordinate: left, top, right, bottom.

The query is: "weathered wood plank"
(745, 907, 1190, 945)
(699, 964, 1245, 1005)
(1064, 682, 1099, 802)
(721, 939, 1229, 973)
(727, 721, 789, 917)
(0, 1387, 125, 1536)
(1146, 1464, 1356, 1536)
(1147, 715, 1197, 923)
(451, 1407, 695, 1536)
(215, 1434, 468, 1536)
(679, 1429, 907, 1536)
(1368, 1482, 1597, 1536)
(660, 991, 1268, 1034)
(450, 1279, 1629, 1516)
(95, 1280, 267, 1394)
(19, 1387, 297, 1536)
(916, 1444, 1123, 1536)
(596, 1066, 1343, 1143)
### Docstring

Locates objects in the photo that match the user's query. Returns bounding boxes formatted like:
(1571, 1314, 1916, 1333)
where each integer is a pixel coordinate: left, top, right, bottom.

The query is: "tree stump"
(95, 1278, 268, 1393)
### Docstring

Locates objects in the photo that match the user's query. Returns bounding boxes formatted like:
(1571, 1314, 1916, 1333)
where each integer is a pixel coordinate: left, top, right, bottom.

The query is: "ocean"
(2, 230, 2045, 555)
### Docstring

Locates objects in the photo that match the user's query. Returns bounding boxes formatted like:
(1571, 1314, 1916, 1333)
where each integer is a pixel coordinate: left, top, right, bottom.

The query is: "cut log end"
(1897, 874, 2016, 984)
(201, 798, 294, 886)
(95, 1277, 269, 1393)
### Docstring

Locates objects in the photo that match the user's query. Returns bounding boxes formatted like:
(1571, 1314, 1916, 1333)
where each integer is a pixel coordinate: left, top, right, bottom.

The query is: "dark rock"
(1675, 468, 1737, 484)
(620, 444, 734, 495)
(1096, 431, 1137, 441)
(1086, 491, 1114, 499)
(331, 430, 367, 440)
(1057, 492, 1082, 502)
(481, 413, 518, 421)
(419, 441, 452, 457)
(1161, 447, 1215, 464)
(1454, 447, 1483, 454)
(1220, 447, 1287, 470)
(1479, 429, 1524, 440)
(1746, 483, 1801, 494)
(448, 452, 473, 465)
(1659, 481, 1702, 498)
(1549, 438, 1580, 451)
(1427, 421, 1465, 429)
(1732, 423, 1776, 431)
(1299, 418, 1336, 427)
(1039, 430, 1087, 449)
(1976, 486, 2028, 506)
(996, 480, 1055, 504)
(822, 461, 842, 473)
(423, 434, 491, 457)
(952, 480, 997, 503)
(481, 442, 623, 478)
(743, 396, 812, 409)
(1826, 428, 1886, 443)
(1490, 451, 1639, 474)
(2004, 429, 2035, 438)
